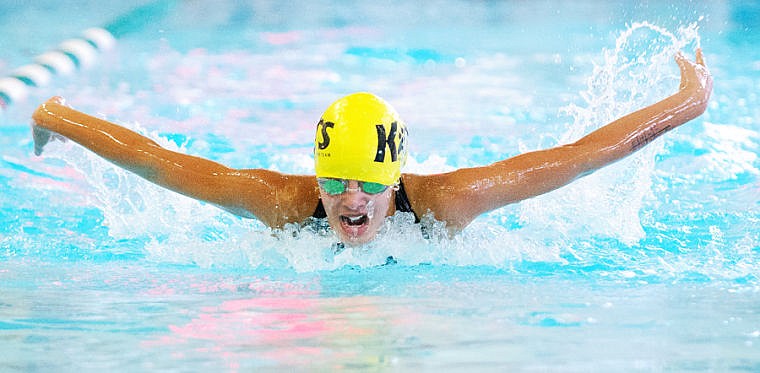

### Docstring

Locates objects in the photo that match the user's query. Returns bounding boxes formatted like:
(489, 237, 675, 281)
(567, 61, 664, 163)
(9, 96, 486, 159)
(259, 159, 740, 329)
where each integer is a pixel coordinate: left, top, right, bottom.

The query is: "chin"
(331, 214, 383, 246)
(335, 221, 383, 246)
(338, 231, 377, 246)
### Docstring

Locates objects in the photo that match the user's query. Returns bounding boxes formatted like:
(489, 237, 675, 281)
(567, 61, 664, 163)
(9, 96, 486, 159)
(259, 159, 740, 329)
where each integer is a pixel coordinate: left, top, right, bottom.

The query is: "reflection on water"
(3, 260, 758, 370)
(1, 0, 759, 371)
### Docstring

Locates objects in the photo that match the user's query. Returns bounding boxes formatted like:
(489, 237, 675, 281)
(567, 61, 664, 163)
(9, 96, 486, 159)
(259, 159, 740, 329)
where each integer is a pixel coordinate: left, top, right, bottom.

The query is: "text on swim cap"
(316, 119, 333, 150)
(316, 118, 405, 163)
(375, 122, 399, 163)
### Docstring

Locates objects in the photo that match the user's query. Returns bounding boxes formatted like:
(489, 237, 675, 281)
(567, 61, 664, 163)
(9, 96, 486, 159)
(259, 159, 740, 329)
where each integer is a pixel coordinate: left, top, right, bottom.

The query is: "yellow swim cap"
(314, 92, 407, 186)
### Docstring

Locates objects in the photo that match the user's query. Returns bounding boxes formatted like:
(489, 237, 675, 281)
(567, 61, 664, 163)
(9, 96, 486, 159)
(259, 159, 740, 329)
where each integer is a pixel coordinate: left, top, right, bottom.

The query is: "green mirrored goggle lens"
(360, 181, 388, 194)
(319, 179, 347, 195)
(318, 179, 389, 195)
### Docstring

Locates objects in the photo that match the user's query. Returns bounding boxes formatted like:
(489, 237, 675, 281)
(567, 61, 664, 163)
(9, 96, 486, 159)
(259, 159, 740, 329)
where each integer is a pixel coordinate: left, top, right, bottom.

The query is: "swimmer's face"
(318, 179, 394, 246)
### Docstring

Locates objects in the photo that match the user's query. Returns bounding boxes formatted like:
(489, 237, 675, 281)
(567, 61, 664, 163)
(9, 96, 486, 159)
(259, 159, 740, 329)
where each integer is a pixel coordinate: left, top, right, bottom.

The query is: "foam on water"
(6, 3, 760, 370)
(21, 22, 759, 278)
(518, 23, 700, 246)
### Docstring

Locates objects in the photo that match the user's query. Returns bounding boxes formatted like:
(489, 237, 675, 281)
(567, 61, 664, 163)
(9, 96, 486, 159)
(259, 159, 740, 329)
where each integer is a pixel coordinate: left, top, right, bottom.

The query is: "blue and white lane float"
(0, 28, 116, 110)
(0, 0, 174, 111)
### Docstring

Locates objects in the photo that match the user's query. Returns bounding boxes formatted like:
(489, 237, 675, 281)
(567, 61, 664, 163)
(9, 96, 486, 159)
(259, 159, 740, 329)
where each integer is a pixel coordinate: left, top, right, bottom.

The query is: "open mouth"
(340, 214, 368, 226)
(337, 213, 372, 242)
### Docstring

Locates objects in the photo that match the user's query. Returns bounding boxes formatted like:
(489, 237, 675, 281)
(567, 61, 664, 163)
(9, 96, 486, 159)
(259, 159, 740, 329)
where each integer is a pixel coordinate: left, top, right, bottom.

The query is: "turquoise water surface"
(1, 1, 759, 370)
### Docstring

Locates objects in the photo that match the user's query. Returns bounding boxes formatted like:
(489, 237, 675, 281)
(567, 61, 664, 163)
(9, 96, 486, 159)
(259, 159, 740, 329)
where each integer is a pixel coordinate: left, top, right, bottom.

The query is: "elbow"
(559, 142, 600, 176)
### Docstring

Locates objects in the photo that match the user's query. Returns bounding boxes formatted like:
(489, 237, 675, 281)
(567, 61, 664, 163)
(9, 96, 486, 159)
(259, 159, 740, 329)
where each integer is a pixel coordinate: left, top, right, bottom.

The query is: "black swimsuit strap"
(311, 180, 419, 222)
(312, 197, 327, 219)
(394, 179, 420, 223)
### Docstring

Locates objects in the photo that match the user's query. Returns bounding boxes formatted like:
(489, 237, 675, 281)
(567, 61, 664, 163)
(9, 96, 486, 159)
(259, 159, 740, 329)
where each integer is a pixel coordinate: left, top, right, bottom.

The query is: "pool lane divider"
(0, 28, 116, 110)
(0, 0, 175, 111)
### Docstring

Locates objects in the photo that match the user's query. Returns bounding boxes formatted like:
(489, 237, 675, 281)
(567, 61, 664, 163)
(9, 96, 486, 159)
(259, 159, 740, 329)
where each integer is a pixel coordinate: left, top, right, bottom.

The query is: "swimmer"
(31, 49, 712, 246)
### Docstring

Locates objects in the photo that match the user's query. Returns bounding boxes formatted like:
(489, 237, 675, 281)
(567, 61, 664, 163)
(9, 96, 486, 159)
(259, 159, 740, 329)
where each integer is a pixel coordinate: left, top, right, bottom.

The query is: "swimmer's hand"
(32, 96, 67, 155)
(676, 48, 712, 115)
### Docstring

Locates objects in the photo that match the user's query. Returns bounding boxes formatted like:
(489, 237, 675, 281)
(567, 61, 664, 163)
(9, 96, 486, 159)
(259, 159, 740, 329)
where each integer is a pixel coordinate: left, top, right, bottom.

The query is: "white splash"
(35, 21, 731, 276)
(517, 22, 702, 248)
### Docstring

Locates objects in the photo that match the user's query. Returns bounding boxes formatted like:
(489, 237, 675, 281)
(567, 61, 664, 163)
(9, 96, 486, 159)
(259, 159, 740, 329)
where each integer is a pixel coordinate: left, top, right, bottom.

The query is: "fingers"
(675, 51, 687, 68)
(32, 97, 65, 156)
(695, 48, 705, 66)
(32, 126, 51, 156)
(675, 51, 690, 85)
(674, 49, 706, 68)
(674, 48, 708, 79)
(45, 96, 66, 106)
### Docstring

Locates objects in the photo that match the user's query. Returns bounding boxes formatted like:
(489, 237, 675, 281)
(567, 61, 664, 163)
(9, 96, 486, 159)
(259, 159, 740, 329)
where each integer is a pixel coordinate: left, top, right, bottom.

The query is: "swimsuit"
(311, 179, 420, 223)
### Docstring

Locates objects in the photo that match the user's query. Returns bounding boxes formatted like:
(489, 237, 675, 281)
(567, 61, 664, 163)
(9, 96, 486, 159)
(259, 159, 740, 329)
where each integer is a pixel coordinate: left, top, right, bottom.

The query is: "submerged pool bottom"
(1, 258, 757, 371)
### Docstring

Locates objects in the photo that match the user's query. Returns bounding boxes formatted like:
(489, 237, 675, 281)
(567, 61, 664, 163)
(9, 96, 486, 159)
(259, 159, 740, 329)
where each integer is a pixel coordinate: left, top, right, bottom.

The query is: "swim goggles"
(317, 178, 390, 196)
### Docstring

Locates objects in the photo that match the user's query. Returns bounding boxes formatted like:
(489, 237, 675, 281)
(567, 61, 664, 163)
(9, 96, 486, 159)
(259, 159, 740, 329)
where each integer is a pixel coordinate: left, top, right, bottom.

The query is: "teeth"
(341, 215, 367, 226)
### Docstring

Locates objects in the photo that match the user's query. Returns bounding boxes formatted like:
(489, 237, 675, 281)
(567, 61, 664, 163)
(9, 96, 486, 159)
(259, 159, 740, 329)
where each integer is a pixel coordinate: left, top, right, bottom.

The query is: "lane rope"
(0, 0, 174, 111)
(0, 27, 115, 110)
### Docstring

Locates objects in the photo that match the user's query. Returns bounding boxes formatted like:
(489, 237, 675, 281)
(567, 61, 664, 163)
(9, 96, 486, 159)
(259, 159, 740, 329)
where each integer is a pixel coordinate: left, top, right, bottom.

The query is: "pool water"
(1, 0, 759, 370)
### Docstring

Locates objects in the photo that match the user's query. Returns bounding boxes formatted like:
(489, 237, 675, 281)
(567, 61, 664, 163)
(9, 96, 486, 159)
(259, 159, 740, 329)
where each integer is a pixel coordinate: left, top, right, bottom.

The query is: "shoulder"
(236, 171, 321, 228)
(272, 174, 321, 226)
(400, 172, 475, 231)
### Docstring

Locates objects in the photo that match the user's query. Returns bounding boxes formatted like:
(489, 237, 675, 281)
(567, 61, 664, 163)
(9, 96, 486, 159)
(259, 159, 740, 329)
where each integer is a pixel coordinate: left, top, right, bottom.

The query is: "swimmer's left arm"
(567, 49, 712, 164)
(406, 49, 712, 231)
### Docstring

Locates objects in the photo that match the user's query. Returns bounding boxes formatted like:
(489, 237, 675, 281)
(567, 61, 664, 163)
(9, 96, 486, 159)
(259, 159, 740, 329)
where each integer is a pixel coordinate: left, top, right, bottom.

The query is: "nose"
(341, 181, 368, 209)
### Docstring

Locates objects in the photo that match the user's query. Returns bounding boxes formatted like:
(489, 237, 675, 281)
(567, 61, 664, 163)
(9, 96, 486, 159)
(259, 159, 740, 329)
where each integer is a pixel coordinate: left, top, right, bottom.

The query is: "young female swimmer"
(32, 49, 712, 246)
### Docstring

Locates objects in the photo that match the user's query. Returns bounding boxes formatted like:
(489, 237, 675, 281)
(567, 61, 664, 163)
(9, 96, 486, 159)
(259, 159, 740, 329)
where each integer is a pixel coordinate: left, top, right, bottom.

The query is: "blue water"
(1, 0, 759, 370)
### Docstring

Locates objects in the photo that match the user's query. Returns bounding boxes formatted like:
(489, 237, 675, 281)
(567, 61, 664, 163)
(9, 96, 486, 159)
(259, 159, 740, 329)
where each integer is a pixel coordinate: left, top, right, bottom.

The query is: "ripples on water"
(2, 2, 759, 370)
(7, 22, 753, 280)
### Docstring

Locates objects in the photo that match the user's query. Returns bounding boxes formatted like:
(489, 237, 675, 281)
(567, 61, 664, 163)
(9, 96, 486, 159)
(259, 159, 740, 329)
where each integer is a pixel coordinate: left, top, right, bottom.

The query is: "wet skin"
(318, 180, 395, 246)
(31, 50, 712, 244)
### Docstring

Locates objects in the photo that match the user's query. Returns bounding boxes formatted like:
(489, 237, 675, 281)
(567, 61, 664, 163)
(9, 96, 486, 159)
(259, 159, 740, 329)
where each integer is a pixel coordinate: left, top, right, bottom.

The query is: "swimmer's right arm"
(31, 97, 320, 227)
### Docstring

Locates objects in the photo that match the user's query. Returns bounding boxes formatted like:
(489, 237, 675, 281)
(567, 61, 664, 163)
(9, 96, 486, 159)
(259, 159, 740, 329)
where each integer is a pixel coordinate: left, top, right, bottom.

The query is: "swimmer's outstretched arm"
(405, 49, 713, 231)
(31, 98, 320, 228)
